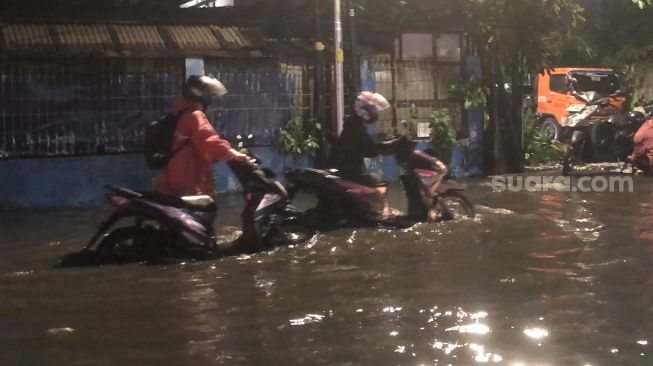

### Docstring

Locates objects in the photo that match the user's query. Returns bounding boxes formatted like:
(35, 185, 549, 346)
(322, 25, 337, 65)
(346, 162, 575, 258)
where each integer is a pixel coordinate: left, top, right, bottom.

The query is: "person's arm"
(362, 133, 407, 157)
(184, 111, 250, 164)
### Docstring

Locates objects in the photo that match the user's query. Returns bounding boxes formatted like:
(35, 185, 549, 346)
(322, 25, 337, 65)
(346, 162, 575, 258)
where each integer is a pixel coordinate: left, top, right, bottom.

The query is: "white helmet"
(354, 91, 390, 123)
(183, 75, 228, 107)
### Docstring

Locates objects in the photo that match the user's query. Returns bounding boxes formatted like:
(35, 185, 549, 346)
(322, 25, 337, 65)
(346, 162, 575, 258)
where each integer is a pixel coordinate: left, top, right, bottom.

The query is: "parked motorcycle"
(563, 91, 622, 131)
(562, 105, 651, 176)
(285, 139, 476, 230)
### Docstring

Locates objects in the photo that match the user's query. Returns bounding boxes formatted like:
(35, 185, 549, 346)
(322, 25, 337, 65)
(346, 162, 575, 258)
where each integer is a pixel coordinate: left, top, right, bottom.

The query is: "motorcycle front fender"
(84, 209, 133, 250)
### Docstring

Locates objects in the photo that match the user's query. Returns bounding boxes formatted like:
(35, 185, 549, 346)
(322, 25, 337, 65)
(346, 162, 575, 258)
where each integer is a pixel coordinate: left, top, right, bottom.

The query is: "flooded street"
(1, 173, 652, 366)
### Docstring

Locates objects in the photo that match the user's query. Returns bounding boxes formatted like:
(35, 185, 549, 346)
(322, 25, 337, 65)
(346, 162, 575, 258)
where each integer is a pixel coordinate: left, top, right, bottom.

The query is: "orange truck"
(534, 68, 625, 140)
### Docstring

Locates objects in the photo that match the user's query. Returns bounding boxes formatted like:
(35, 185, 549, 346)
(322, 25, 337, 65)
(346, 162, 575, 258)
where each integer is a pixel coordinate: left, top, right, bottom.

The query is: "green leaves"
(429, 109, 457, 157)
(448, 76, 490, 110)
(278, 117, 322, 156)
(523, 112, 566, 165)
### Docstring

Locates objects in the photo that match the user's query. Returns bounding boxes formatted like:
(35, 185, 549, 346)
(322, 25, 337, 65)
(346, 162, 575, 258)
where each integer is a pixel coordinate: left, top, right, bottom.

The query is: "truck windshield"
(571, 71, 619, 95)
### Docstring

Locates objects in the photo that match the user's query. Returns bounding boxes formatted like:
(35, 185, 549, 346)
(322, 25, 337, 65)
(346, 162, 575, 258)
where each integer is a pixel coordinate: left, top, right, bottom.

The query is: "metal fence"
(0, 59, 183, 157)
(367, 54, 462, 138)
(0, 58, 310, 158)
(204, 60, 310, 146)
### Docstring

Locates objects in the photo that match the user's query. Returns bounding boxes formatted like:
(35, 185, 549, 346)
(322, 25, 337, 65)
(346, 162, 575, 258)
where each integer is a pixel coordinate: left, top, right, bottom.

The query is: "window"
(436, 34, 461, 62)
(549, 74, 568, 94)
(571, 72, 619, 95)
(400, 34, 434, 60)
(437, 64, 462, 100)
(185, 58, 204, 78)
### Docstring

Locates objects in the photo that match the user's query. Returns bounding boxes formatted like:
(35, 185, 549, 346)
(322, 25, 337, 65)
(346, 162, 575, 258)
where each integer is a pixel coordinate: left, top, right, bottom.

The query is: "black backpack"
(144, 111, 188, 170)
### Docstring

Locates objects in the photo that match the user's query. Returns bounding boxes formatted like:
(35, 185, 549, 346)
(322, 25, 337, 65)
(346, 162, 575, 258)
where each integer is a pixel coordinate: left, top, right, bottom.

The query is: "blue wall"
(0, 149, 404, 209)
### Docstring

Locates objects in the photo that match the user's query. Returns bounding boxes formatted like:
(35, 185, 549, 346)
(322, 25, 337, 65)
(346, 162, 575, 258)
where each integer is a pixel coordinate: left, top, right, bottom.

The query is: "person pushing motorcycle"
(328, 91, 410, 216)
(156, 75, 252, 197)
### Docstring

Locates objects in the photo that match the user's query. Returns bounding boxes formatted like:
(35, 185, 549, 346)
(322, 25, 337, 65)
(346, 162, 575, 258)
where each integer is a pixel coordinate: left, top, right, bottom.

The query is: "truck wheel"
(539, 117, 562, 141)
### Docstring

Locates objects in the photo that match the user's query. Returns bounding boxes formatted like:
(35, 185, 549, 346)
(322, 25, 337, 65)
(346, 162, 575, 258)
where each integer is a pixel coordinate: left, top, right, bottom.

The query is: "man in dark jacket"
(328, 91, 407, 188)
(328, 92, 408, 215)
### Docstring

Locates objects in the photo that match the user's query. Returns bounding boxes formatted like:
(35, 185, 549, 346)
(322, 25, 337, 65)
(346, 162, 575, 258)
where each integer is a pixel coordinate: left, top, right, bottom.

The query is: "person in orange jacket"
(156, 75, 252, 197)
(629, 117, 653, 174)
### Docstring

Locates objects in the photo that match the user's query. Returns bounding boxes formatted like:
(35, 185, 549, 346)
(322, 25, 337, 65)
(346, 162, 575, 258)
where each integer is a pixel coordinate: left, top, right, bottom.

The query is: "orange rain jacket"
(156, 100, 233, 197)
(631, 119, 653, 173)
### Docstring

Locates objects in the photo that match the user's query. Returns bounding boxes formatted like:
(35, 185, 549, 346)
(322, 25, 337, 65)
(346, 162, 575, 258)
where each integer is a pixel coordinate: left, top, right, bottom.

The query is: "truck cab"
(535, 68, 625, 140)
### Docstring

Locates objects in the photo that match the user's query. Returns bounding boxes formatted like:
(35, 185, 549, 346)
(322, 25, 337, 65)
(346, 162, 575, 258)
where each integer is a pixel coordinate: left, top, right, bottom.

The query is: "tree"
(462, 0, 587, 173)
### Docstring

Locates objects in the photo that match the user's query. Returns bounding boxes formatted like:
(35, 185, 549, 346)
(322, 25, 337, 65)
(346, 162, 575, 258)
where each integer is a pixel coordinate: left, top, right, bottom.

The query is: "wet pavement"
(1, 173, 652, 365)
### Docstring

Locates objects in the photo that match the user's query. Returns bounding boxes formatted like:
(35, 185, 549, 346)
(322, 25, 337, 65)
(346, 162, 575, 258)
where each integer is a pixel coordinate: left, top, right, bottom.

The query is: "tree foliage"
(278, 117, 321, 156)
(460, 0, 588, 173)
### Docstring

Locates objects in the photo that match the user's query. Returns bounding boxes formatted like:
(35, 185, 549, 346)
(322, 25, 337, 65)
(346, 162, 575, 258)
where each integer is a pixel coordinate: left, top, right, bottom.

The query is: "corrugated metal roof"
(211, 26, 265, 49)
(2, 24, 55, 51)
(164, 25, 221, 50)
(55, 24, 113, 50)
(1, 23, 270, 58)
(114, 25, 166, 50)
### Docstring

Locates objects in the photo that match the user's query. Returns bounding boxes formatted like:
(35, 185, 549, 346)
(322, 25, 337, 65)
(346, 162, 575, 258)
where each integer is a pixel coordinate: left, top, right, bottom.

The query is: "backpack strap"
(168, 108, 194, 160)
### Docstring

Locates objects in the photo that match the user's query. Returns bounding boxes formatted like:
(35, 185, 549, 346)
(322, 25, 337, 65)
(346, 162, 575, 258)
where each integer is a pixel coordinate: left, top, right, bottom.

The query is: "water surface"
(1, 175, 652, 365)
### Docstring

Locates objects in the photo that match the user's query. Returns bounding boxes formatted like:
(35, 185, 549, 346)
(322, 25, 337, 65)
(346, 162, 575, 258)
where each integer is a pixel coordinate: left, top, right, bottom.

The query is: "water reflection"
(1, 178, 653, 365)
(524, 327, 549, 339)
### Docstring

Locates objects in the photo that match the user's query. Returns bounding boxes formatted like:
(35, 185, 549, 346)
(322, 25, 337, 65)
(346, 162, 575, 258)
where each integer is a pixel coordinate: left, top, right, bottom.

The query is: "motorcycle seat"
(181, 195, 216, 210)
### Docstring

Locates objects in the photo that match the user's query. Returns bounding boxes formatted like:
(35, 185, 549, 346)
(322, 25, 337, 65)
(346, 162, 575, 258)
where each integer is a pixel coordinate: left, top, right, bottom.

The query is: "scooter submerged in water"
(58, 147, 313, 267)
(285, 139, 475, 231)
(57, 186, 220, 266)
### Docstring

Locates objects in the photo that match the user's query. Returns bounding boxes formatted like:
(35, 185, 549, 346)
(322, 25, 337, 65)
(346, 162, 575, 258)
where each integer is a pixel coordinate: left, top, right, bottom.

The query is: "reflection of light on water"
(524, 327, 549, 339)
(432, 340, 463, 355)
(289, 313, 324, 326)
(610, 348, 619, 354)
(47, 327, 74, 335)
(637, 340, 648, 345)
(447, 323, 491, 335)
(469, 343, 502, 363)
(446, 311, 491, 334)
(383, 306, 403, 313)
(389, 331, 399, 336)
(395, 345, 406, 353)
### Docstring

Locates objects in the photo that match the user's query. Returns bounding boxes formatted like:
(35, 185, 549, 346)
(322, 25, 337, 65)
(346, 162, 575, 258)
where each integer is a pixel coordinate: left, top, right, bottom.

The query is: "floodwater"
(1, 173, 652, 366)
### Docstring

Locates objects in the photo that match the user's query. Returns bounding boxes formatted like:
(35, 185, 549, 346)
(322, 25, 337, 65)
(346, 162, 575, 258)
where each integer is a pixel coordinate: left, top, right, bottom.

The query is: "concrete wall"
(0, 148, 405, 209)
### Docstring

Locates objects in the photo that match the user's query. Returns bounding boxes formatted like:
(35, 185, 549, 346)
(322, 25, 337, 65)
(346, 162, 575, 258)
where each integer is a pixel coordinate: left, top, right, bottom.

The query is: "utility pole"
(334, 0, 345, 136)
(314, 0, 327, 167)
(347, 0, 360, 91)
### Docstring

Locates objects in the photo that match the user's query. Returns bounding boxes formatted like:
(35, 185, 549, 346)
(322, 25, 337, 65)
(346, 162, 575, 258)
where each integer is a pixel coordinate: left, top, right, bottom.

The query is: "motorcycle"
(57, 144, 312, 266)
(563, 90, 624, 132)
(285, 139, 476, 231)
(57, 186, 220, 266)
(562, 103, 652, 176)
(226, 146, 315, 251)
